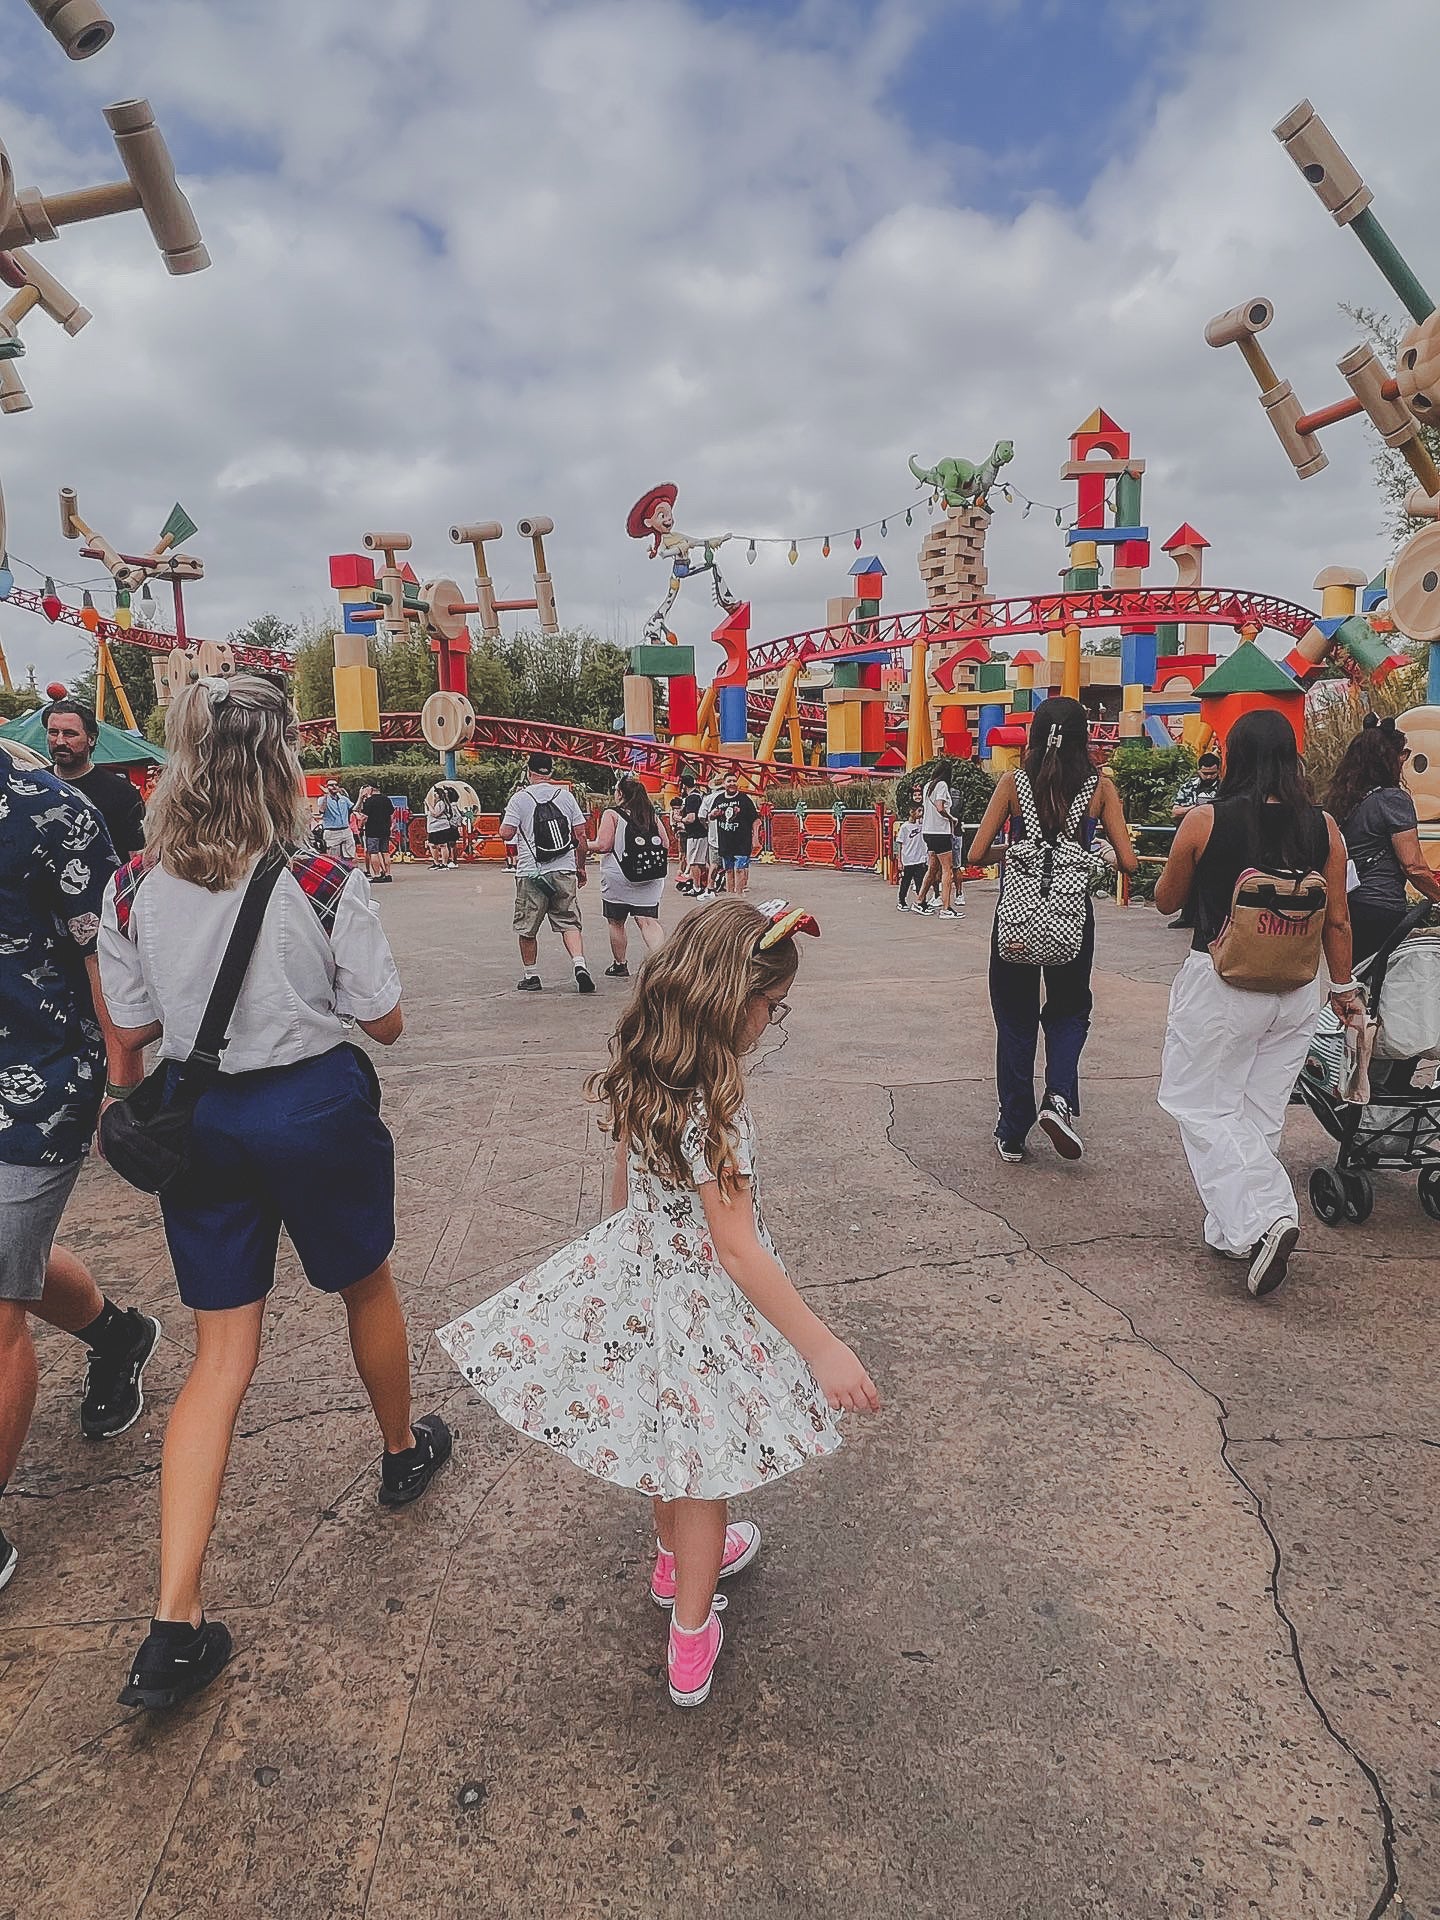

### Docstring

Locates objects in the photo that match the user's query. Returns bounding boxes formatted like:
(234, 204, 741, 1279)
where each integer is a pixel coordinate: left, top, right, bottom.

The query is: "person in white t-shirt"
(95, 675, 450, 1715)
(915, 760, 962, 919)
(894, 802, 927, 911)
(500, 752, 594, 993)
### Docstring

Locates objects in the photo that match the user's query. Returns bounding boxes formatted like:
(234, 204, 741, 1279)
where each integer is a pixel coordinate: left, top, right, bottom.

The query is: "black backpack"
(527, 785, 572, 860)
(617, 813, 668, 882)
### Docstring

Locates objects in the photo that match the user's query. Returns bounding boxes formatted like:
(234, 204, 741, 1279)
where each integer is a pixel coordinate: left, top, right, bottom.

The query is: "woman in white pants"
(1154, 711, 1356, 1299)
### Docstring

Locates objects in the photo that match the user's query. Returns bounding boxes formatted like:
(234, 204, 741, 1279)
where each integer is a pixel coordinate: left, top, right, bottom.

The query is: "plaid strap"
(111, 855, 151, 941)
(288, 850, 350, 934)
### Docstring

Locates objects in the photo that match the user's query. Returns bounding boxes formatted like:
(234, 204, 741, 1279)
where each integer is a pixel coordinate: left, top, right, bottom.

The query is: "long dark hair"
(1021, 697, 1095, 837)
(1217, 709, 1317, 868)
(924, 758, 952, 798)
(1326, 716, 1406, 827)
(614, 772, 658, 835)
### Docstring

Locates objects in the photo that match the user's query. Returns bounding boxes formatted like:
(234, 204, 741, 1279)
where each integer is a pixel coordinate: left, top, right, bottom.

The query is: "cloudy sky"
(1, 0, 1431, 695)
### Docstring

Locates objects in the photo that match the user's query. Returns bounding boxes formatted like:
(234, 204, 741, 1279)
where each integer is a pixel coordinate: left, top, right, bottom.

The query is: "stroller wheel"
(1341, 1171, 1374, 1225)
(1419, 1168, 1440, 1222)
(1309, 1167, 1346, 1227)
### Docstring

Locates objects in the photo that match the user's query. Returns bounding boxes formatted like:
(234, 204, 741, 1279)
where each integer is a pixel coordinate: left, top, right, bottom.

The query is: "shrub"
(1105, 743, 1195, 825)
(761, 776, 894, 812)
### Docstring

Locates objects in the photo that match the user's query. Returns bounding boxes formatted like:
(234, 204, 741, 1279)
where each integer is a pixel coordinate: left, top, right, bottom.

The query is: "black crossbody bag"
(99, 850, 288, 1195)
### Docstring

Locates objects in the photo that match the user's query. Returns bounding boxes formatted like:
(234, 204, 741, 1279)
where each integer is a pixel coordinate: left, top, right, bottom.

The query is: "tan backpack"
(1209, 866, 1328, 992)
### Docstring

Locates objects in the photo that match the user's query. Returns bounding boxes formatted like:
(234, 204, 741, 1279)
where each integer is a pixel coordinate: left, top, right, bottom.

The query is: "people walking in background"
(1155, 710, 1354, 1298)
(1326, 715, 1440, 964)
(436, 899, 878, 1711)
(424, 783, 461, 869)
(969, 698, 1137, 1165)
(0, 740, 162, 1595)
(700, 774, 726, 897)
(676, 770, 709, 897)
(895, 802, 927, 912)
(916, 760, 961, 918)
(44, 697, 147, 860)
(593, 773, 675, 977)
(1167, 750, 1222, 929)
(96, 675, 450, 1711)
(713, 770, 759, 897)
(501, 752, 593, 993)
(357, 784, 395, 883)
(318, 778, 356, 861)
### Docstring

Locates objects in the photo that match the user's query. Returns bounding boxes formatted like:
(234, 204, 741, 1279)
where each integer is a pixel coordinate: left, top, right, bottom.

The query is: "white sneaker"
(1247, 1220, 1300, 1298)
(937, 907, 960, 920)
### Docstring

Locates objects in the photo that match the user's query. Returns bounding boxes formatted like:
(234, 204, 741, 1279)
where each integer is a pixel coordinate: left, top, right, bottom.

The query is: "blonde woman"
(96, 675, 450, 1713)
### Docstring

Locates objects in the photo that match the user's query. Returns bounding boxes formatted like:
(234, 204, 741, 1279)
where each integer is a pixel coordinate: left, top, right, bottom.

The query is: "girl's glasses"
(766, 1000, 790, 1027)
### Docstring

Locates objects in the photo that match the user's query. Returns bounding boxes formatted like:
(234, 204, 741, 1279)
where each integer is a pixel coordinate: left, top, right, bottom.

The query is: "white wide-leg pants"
(1158, 951, 1326, 1257)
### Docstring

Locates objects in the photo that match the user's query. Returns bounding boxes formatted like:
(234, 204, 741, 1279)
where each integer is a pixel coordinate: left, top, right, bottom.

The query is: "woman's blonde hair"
(588, 898, 800, 1196)
(144, 674, 310, 891)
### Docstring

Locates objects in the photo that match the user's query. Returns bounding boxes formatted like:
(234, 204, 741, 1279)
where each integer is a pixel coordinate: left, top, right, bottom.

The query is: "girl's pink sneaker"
(668, 1610, 724, 1707)
(650, 1521, 761, 1608)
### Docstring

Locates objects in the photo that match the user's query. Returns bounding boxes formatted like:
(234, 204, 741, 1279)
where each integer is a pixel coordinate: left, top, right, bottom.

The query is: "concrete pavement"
(1, 860, 1431, 1919)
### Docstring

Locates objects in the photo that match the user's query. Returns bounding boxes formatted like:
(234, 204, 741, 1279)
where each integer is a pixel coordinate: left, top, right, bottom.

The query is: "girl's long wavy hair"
(1326, 716, 1407, 828)
(1021, 696, 1096, 838)
(613, 772, 658, 836)
(1217, 707, 1317, 870)
(588, 898, 799, 1197)
(144, 674, 311, 891)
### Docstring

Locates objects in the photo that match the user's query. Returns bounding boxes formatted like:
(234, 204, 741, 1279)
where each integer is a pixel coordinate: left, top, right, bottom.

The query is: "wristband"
(1328, 982, 1358, 996)
(104, 1080, 136, 1100)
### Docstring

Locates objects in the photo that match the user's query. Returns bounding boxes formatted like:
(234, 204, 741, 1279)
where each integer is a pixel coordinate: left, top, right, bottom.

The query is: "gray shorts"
(685, 837, 709, 864)
(0, 1159, 82, 1303)
(513, 870, 582, 939)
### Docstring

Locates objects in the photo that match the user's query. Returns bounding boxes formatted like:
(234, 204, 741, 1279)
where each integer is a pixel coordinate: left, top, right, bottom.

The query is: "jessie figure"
(626, 482, 738, 643)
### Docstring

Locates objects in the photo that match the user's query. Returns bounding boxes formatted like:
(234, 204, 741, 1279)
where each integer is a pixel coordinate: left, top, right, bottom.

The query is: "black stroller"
(1294, 904, 1440, 1225)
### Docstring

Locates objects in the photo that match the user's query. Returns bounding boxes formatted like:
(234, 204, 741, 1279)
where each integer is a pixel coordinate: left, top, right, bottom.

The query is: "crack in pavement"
(882, 1086, 1401, 1920)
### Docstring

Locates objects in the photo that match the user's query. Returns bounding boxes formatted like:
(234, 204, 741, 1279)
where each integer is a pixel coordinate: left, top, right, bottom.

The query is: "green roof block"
(1197, 644, 1299, 697)
(629, 645, 696, 677)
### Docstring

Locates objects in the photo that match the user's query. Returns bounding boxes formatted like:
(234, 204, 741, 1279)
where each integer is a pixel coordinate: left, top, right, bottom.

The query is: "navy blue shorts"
(159, 1046, 395, 1312)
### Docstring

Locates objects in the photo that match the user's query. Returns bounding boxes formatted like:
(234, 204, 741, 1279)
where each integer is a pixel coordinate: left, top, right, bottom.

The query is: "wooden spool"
(420, 689, 475, 751)
(1388, 524, 1440, 646)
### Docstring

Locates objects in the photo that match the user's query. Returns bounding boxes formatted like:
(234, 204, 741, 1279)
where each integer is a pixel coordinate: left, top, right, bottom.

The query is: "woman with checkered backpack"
(968, 698, 1137, 1164)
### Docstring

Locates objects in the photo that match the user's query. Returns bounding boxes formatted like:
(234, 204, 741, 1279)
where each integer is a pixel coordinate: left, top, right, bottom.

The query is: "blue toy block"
(718, 684, 748, 742)
(1120, 631, 1157, 686)
(843, 648, 890, 665)
(1065, 525, 1149, 547)
(1429, 649, 1440, 706)
(341, 602, 375, 634)
(1143, 698, 1200, 718)
(1315, 615, 1346, 638)
(827, 752, 866, 768)
(849, 556, 886, 577)
(977, 703, 1006, 754)
(1143, 714, 1174, 749)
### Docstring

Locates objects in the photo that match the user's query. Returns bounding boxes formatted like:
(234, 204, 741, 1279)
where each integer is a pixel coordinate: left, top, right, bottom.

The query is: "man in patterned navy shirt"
(0, 743, 161, 1595)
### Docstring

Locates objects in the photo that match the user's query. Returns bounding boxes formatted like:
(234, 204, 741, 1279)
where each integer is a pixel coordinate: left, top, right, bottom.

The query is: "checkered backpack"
(994, 770, 1102, 967)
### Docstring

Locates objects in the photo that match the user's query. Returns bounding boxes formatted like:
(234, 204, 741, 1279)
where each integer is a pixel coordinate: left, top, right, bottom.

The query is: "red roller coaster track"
(0, 586, 295, 675)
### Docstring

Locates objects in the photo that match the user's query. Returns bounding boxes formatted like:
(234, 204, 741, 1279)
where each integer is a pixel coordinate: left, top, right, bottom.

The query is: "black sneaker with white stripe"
(1038, 1094, 1083, 1161)
(1247, 1220, 1300, 1298)
(0, 1529, 16, 1593)
(81, 1309, 161, 1440)
(118, 1615, 233, 1711)
(379, 1412, 453, 1507)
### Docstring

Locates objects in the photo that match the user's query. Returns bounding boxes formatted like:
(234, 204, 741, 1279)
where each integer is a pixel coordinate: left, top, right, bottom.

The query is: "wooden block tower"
(825, 556, 889, 768)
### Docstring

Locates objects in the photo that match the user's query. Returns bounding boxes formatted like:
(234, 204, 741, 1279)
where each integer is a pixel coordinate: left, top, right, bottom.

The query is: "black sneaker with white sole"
(996, 1137, 1028, 1164)
(118, 1615, 233, 1711)
(574, 966, 596, 994)
(1038, 1094, 1083, 1161)
(379, 1412, 453, 1507)
(0, 1529, 16, 1593)
(1247, 1220, 1300, 1298)
(81, 1309, 161, 1440)
(517, 975, 543, 992)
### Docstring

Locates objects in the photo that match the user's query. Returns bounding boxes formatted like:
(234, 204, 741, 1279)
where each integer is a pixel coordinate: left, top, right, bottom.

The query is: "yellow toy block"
(826, 700, 864, 756)
(1181, 714, 1215, 755)
(333, 662, 379, 734)
(1046, 628, 1066, 662)
(1069, 540, 1099, 569)
(1122, 681, 1144, 711)
(988, 743, 1021, 774)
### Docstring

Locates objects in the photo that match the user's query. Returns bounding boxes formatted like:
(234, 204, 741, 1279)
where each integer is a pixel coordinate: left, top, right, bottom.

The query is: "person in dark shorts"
(1326, 716, 1440, 963)
(0, 741, 163, 1597)
(713, 770, 759, 896)
(357, 784, 395, 882)
(593, 773, 674, 975)
(44, 697, 147, 859)
(675, 770, 707, 896)
(96, 676, 450, 1712)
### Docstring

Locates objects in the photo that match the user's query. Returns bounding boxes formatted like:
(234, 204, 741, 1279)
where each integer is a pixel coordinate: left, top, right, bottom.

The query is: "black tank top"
(1190, 798, 1329, 952)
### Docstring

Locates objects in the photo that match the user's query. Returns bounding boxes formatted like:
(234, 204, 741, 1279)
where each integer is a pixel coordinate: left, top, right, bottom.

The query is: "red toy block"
(1069, 408, 1130, 462)
(853, 571, 884, 600)
(1116, 539, 1150, 569)
(328, 553, 376, 591)
(668, 675, 698, 734)
(1154, 653, 1215, 691)
(713, 601, 751, 685)
(1074, 474, 1106, 527)
(400, 562, 419, 585)
(859, 661, 882, 690)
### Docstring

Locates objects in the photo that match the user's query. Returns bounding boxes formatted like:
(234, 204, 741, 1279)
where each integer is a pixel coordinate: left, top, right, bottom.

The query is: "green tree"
(289, 616, 337, 720)
(375, 636, 436, 714)
(228, 611, 297, 656)
(467, 638, 516, 716)
(1339, 304, 1440, 545)
(0, 685, 41, 719)
(576, 637, 630, 731)
(72, 636, 159, 732)
(1082, 634, 1122, 656)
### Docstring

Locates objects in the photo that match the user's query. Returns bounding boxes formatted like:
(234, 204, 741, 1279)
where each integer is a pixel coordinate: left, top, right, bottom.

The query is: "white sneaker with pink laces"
(650, 1521, 761, 1608)
(668, 1609, 724, 1707)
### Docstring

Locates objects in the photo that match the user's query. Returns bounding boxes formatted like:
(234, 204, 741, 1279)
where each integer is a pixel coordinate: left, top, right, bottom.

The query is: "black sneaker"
(118, 1616, 233, 1711)
(574, 966, 596, 994)
(1247, 1220, 1300, 1299)
(379, 1413, 453, 1508)
(996, 1137, 1027, 1164)
(0, 1529, 16, 1593)
(1038, 1094, 1083, 1161)
(517, 975, 543, 992)
(604, 961, 629, 977)
(81, 1310, 161, 1440)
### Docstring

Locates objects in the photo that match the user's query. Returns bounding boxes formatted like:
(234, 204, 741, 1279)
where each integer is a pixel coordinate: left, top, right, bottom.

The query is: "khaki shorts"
(513, 871, 582, 938)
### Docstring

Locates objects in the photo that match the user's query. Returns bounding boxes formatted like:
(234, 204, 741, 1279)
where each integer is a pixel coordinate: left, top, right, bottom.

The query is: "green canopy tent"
(0, 708, 166, 768)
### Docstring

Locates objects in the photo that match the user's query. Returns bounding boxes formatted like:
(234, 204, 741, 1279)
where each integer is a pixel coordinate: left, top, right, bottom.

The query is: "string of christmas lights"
(732, 477, 1073, 565)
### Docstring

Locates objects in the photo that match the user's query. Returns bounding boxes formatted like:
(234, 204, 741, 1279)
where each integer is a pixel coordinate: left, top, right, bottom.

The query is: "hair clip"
(755, 898, 821, 949)
(200, 675, 231, 702)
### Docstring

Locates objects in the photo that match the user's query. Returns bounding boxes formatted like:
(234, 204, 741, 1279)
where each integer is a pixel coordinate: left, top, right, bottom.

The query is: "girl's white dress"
(436, 1105, 842, 1499)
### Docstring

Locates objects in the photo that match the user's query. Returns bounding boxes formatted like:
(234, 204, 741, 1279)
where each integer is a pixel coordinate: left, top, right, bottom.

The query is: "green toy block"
(338, 731, 374, 768)
(1063, 566, 1100, 592)
(629, 645, 696, 678)
(832, 662, 863, 688)
(976, 662, 1008, 692)
(1155, 623, 1180, 657)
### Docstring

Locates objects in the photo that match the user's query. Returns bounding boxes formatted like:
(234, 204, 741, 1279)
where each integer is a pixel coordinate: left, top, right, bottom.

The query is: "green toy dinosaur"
(908, 440, 1015, 510)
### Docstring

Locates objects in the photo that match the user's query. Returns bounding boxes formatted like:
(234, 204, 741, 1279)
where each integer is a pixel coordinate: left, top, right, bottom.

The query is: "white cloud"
(1, 0, 1433, 699)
